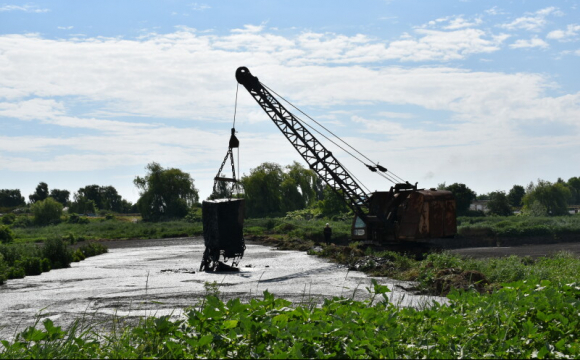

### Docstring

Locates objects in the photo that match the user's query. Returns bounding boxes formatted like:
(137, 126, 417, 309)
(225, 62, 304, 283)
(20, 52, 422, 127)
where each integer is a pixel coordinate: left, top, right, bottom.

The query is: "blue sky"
(1, 0, 579, 203)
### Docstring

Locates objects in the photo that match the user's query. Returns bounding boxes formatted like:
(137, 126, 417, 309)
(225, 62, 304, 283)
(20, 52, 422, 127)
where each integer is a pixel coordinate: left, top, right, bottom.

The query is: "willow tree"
(134, 162, 199, 221)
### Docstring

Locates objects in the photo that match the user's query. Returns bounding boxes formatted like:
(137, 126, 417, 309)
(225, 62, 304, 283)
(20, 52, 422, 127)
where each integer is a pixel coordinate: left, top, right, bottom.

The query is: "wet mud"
(0, 237, 441, 339)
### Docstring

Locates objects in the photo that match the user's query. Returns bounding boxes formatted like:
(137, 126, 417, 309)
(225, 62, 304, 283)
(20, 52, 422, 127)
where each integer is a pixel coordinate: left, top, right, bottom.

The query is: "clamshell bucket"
(200, 198, 246, 271)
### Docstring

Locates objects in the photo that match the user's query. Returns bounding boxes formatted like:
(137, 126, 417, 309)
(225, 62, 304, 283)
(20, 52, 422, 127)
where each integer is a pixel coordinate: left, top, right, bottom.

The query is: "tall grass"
(12, 219, 203, 244)
(458, 215, 580, 238)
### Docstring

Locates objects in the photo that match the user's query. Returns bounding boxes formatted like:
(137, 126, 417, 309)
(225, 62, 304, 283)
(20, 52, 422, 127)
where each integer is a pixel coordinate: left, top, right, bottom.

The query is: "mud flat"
(0, 237, 443, 338)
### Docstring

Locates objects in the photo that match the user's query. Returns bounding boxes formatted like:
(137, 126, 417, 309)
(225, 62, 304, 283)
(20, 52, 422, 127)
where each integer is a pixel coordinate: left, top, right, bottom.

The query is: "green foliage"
(28, 182, 49, 204)
(0, 225, 14, 244)
(134, 162, 199, 221)
(49, 189, 70, 206)
(241, 162, 285, 218)
(2, 279, 580, 359)
(31, 198, 63, 226)
(12, 215, 32, 228)
(42, 237, 72, 269)
(568, 176, 580, 204)
(444, 183, 477, 216)
(486, 190, 512, 216)
(457, 215, 580, 238)
(184, 207, 202, 223)
(507, 184, 526, 207)
(317, 186, 351, 216)
(523, 179, 572, 216)
(1, 212, 16, 225)
(242, 162, 327, 218)
(0, 189, 26, 208)
(74, 185, 126, 212)
(12, 218, 203, 243)
(68, 196, 97, 215)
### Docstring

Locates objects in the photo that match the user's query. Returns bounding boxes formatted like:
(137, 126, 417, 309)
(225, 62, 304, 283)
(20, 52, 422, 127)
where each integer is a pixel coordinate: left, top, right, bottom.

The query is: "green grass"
(11, 219, 203, 244)
(1, 278, 579, 359)
(458, 214, 580, 238)
(0, 238, 108, 284)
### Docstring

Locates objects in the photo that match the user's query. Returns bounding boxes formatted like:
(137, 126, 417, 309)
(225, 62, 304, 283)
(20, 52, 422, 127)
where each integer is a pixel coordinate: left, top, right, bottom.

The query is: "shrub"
(42, 237, 72, 269)
(11, 216, 32, 228)
(31, 198, 63, 226)
(1, 213, 16, 225)
(0, 225, 14, 244)
(67, 213, 80, 224)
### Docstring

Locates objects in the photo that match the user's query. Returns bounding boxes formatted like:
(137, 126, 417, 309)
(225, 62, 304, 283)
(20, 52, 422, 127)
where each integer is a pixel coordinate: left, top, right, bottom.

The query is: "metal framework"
(236, 66, 369, 217)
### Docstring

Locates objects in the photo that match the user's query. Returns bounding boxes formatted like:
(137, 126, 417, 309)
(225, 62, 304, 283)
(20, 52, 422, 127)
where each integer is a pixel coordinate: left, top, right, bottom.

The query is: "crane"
(236, 66, 456, 245)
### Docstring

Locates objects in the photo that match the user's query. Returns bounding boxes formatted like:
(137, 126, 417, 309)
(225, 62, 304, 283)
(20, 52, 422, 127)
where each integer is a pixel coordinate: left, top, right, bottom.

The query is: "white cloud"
(425, 15, 482, 30)
(189, 3, 210, 11)
(509, 37, 549, 49)
(485, 6, 506, 16)
(0, 4, 49, 13)
(0, 26, 579, 199)
(547, 24, 580, 41)
(57, 26, 74, 30)
(500, 7, 563, 32)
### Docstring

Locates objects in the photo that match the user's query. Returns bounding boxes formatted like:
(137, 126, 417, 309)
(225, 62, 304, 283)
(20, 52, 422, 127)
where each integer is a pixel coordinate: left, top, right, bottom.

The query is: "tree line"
(440, 176, 580, 217)
(2, 161, 579, 225)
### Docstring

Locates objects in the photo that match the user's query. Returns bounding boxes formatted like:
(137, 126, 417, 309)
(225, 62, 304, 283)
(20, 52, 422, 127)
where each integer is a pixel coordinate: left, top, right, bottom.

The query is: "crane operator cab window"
(352, 216, 366, 238)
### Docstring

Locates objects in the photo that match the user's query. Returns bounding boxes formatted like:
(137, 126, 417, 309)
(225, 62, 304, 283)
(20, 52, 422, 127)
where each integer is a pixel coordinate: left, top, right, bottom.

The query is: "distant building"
(470, 200, 489, 213)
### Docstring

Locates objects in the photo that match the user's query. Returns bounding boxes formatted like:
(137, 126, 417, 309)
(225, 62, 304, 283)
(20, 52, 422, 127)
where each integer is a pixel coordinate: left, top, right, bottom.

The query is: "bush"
(42, 237, 72, 269)
(31, 198, 63, 226)
(12, 216, 32, 228)
(1, 213, 16, 225)
(67, 213, 80, 224)
(0, 225, 14, 244)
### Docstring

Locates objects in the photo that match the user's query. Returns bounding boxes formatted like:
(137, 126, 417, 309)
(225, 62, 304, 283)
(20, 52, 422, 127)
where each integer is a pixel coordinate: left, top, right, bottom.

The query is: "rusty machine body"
(235, 66, 456, 245)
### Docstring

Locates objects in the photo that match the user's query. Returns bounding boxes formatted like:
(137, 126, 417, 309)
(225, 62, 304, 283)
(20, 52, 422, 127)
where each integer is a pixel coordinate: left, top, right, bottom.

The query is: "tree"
(241, 162, 285, 218)
(50, 189, 70, 206)
(208, 175, 233, 200)
(476, 193, 490, 201)
(285, 162, 318, 207)
(31, 197, 63, 226)
(74, 185, 124, 212)
(318, 186, 350, 216)
(522, 179, 571, 216)
(29, 182, 49, 204)
(486, 191, 512, 216)
(68, 195, 97, 215)
(0, 189, 25, 208)
(507, 185, 525, 207)
(0, 225, 14, 244)
(134, 162, 199, 221)
(567, 177, 580, 204)
(444, 183, 476, 216)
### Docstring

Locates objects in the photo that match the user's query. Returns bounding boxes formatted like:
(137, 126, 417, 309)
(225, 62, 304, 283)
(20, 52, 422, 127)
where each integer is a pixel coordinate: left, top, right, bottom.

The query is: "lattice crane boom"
(236, 66, 369, 218)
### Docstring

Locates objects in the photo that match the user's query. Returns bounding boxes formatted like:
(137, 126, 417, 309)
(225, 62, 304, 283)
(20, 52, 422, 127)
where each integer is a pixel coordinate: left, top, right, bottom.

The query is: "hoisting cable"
(261, 82, 407, 184)
(233, 83, 240, 183)
(261, 83, 402, 185)
(232, 83, 239, 129)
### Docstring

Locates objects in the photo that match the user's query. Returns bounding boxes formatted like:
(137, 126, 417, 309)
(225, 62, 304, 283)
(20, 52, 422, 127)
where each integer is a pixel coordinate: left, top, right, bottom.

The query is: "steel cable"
(261, 82, 407, 184)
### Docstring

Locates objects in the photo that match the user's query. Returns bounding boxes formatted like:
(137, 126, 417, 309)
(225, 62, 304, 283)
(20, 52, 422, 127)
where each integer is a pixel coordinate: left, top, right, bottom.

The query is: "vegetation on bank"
(1, 275, 579, 359)
(0, 238, 108, 285)
(458, 215, 580, 238)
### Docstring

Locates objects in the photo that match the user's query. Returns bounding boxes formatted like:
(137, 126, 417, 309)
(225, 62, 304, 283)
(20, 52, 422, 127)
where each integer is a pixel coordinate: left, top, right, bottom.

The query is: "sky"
(1, 0, 579, 203)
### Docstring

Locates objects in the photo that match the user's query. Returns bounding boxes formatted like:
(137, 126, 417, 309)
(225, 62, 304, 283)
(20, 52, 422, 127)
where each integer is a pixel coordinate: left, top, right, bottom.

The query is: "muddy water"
(0, 238, 444, 338)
